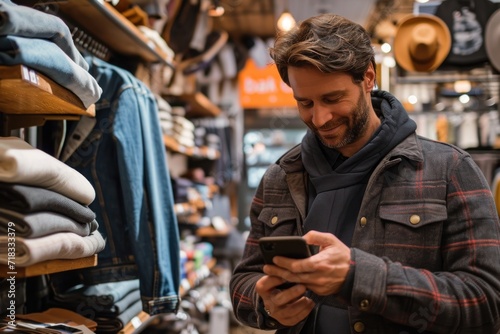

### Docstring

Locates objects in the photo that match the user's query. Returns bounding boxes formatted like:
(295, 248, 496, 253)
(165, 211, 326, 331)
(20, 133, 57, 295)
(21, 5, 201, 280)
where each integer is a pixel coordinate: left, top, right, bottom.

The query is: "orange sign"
(238, 59, 296, 109)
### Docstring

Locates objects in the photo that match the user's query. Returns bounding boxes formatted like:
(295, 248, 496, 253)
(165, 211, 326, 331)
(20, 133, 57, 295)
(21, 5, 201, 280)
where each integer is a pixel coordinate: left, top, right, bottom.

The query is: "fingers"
(256, 274, 287, 296)
(302, 230, 337, 247)
(263, 233, 352, 296)
(256, 274, 314, 326)
(269, 283, 308, 305)
(266, 296, 315, 327)
(263, 262, 314, 284)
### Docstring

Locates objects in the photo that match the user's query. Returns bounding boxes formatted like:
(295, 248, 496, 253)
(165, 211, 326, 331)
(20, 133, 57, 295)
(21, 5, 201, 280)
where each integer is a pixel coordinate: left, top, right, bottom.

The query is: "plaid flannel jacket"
(230, 132, 500, 334)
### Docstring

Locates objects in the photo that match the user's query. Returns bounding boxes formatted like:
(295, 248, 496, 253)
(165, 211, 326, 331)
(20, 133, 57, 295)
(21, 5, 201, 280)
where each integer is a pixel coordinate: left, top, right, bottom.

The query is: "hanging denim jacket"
(59, 56, 180, 315)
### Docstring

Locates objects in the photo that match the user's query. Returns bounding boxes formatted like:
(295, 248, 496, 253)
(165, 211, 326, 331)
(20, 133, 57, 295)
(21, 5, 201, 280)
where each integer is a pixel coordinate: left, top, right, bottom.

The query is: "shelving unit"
(118, 311, 150, 334)
(394, 65, 500, 84)
(164, 135, 220, 160)
(196, 225, 231, 238)
(0, 255, 97, 278)
(15, 0, 172, 66)
(0, 5, 233, 333)
(0, 65, 99, 278)
(390, 64, 500, 114)
(0, 2, 188, 333)
(0, 65, 95, 136)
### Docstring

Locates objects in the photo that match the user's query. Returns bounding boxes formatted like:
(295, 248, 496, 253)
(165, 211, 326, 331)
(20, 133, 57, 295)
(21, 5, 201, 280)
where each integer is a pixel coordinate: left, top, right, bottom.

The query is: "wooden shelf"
(0, 255, 98, 278)
(0, 65, 95, 135)
(0, 65, 95, 116)
(197, 225, 231, 238)
(181, 92, 222, 118)
(394, 65, 500, 84)
(119, 311, 150, 334)
(174, 202, 199, 216)
(164, 135, 220, 160)
(15, 0, 171, 65)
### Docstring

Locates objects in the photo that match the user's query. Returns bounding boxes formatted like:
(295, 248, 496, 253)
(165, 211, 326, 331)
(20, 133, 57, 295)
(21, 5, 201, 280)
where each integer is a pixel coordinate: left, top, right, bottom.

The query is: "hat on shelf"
(433, 0, 499, 68)
(485, 8, 500, 72)
(393, 14, 451, 73)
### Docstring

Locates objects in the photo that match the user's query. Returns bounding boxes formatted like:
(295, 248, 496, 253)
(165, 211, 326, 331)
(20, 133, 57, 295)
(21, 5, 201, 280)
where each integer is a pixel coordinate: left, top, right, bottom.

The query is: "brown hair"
(269, 14, 375, 86)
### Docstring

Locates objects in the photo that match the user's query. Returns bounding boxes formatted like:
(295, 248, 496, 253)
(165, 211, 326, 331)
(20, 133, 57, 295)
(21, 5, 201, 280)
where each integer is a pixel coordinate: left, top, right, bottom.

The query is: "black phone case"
(259, 236, 312, 265)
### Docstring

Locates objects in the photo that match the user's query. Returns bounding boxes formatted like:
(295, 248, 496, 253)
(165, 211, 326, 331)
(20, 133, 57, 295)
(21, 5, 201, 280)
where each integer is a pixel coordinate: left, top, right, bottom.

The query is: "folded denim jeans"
(58, 279, 140, 304)
(0, 0, 89, 70)
(94, 299, 143, 333)
(0, 35, 101, 108)
(52, 286, 141, 318)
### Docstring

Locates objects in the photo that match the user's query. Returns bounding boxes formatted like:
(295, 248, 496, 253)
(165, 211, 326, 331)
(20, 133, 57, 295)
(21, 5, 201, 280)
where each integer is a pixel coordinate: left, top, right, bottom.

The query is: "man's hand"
(255, 274, 314, 326)
(263, 230, 351, 296)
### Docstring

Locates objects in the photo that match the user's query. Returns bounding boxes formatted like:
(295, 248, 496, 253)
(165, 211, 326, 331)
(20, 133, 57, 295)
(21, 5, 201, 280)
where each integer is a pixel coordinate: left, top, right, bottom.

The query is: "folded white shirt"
(0, 137, 95, 205)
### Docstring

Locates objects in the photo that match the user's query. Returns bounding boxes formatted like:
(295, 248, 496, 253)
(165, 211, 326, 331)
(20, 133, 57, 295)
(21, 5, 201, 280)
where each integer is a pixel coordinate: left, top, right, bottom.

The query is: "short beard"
(318, 89, 370, 149)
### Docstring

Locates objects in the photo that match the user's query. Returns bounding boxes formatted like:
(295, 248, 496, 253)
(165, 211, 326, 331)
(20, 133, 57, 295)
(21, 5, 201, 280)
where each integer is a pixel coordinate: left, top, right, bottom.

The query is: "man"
(229, 13, 500, 334)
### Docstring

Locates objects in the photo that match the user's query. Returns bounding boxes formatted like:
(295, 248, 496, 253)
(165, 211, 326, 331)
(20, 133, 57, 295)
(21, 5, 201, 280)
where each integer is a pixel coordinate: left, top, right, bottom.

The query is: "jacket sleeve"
(346, 154, 500, 333)
(229, 164, 290, 331)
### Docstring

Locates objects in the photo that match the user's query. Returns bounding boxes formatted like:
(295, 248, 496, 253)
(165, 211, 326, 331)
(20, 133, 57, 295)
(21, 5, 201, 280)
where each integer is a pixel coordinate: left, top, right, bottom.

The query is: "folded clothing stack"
(0, 137, 105, 267)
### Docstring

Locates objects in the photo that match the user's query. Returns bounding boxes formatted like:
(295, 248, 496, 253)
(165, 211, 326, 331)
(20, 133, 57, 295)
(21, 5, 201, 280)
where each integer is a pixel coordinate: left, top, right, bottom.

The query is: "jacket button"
(353, 321, 365, 332)
(409, 214, 421, 225)
(360, 217, 367, 227)
(359, 299, 370, 310)
(271, 216, 278, 225)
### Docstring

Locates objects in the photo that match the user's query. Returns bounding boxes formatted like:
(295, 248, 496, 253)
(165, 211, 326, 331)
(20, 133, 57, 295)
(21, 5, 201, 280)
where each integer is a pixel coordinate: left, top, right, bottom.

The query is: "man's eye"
(299, 101, 313, 108)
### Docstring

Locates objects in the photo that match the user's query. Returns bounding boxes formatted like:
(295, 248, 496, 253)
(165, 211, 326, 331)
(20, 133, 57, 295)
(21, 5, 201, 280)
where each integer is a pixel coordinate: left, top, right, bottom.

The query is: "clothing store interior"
(1, 0, 500, 333)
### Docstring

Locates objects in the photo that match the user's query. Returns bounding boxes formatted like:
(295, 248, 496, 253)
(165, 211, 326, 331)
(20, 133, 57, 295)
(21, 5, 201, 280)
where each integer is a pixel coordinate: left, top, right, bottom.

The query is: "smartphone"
(259, 236, 312, 289)
(259, 236, 312, 264)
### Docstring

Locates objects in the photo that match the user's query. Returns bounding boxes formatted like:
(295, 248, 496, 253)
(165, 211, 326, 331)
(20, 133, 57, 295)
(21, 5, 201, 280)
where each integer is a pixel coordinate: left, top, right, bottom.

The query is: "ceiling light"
(459, 94, 470, 104)
(209, 6, 224, 17)
(277, 10, 296, 32)
(408, 95, 418, 105)
(381, 42, 392, 53)
(208, 0, 224, 17)
(454, 80, 471, 93)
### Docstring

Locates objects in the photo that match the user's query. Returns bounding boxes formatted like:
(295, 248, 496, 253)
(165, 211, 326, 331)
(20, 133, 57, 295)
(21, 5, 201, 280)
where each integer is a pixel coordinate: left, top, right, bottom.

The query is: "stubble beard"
(314, 91, 371, 150)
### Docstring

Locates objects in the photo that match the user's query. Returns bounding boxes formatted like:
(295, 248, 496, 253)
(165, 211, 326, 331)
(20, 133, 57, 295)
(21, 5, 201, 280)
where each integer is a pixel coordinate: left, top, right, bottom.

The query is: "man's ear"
(364, 63, 376, 92)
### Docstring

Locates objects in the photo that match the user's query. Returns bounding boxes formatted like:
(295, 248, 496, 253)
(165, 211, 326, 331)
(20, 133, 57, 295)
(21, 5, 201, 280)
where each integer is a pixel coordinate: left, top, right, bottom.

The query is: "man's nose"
(311, 105, 332, 128)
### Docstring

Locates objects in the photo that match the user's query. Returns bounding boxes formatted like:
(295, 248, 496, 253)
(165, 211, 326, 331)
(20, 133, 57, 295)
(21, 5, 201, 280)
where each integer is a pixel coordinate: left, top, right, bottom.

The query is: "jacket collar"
(278, 144, 304, 174)
(384, 132, 424, 163)
(278, 132, 424, 175)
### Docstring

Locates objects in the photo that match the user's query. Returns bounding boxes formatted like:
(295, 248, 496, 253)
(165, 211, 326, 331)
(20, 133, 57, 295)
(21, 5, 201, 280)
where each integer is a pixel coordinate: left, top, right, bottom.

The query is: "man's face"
(288, 65, 379, 157)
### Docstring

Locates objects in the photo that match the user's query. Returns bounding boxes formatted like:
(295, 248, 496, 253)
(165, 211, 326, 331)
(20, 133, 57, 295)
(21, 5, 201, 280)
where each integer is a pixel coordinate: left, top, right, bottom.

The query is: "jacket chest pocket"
(258, 207, 298, 236)
(378, 201, 446, 269)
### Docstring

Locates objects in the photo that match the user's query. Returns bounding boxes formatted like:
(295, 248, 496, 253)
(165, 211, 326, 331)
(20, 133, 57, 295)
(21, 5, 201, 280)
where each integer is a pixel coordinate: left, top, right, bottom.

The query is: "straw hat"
(393, 14, 451, 73)
(485, 8, 500, 72)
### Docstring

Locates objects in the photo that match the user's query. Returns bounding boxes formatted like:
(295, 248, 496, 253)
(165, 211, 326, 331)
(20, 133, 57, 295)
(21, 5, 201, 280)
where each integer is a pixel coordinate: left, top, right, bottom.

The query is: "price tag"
(131, 316, 143, 328)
